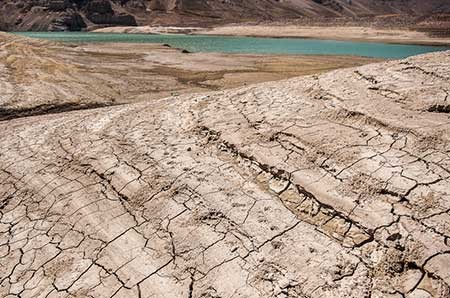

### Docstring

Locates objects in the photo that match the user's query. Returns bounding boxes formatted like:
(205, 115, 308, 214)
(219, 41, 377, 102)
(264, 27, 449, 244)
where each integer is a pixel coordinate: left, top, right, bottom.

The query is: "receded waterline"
(13, 31, 449, 59)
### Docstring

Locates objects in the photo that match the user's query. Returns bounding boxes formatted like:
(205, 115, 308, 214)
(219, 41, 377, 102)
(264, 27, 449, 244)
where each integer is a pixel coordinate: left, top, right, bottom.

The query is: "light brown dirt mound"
(0, 50, 449, 297)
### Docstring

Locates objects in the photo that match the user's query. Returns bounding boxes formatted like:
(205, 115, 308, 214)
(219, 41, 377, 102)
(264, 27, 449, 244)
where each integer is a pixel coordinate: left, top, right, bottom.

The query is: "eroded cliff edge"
(0, 49, 449, 297)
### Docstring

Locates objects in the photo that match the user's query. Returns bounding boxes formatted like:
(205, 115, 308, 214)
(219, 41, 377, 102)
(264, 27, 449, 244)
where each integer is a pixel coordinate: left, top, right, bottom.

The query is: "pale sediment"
(0, 33, 449, 297)
(94, 25, 450, 46)
(197, 25, 450, 46)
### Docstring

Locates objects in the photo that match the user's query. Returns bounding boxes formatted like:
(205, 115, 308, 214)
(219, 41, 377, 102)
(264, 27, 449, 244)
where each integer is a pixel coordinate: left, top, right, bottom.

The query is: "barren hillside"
(1, 0, 450, 31)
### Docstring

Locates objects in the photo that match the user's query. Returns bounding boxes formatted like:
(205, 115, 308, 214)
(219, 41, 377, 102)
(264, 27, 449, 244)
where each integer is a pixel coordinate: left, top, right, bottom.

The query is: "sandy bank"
(93, 25, 450, 46)
(198, 25, 450, 46)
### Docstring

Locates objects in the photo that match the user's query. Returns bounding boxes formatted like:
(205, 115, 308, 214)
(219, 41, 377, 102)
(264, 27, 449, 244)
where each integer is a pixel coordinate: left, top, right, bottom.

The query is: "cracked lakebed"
(0, 35, 450, 297)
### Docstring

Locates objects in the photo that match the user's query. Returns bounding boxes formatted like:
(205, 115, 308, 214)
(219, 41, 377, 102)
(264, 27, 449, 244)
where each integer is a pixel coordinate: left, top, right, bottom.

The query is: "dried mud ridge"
(1, 51, 450, 298)
(0, 102, 117, 122)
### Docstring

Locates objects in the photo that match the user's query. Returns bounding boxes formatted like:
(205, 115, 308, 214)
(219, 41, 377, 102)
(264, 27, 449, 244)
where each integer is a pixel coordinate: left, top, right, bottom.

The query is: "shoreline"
(193, 32, 450, 47)
(1, 32, 381, 116)
(92, 25, 450, 47)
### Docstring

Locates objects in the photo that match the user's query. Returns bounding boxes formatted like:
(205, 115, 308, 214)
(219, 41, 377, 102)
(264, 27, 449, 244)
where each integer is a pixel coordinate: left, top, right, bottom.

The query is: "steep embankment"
(0, 46, 449, 297)
(1, 0, 450, 31)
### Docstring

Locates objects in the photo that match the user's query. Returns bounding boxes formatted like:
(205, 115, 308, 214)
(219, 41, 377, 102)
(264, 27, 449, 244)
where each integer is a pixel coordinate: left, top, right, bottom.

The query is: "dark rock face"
(47, 0, 71, 11)
(48, 11, 86, 31)
(0, 0, 137, 31)
(85, 0, 114, 14)
(84, 0, 137, 26)
(86, 12, 137, 26)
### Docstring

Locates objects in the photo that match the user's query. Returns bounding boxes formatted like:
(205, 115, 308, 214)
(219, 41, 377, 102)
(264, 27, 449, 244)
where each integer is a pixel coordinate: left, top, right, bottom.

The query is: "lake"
(14, 32, 449, 59)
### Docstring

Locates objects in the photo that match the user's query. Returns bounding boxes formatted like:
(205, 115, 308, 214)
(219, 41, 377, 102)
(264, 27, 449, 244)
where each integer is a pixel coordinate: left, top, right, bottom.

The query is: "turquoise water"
(14, 32, 449, 59)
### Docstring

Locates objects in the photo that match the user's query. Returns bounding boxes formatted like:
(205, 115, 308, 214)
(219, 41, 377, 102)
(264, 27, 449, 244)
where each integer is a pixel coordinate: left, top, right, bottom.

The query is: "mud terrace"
(0, 45, 449, 297)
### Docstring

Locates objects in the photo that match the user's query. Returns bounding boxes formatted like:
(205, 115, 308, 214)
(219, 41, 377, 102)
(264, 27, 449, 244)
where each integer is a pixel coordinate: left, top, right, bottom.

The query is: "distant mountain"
(1, 0, 449, 31)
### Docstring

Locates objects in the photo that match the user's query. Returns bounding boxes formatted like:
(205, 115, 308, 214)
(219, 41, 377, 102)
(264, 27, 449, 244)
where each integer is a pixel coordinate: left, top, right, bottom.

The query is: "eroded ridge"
(0, 51, 449, 297)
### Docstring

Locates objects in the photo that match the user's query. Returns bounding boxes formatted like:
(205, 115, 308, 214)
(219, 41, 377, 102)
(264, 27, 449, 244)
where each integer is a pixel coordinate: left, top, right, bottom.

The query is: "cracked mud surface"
(0, 42, 449, 297)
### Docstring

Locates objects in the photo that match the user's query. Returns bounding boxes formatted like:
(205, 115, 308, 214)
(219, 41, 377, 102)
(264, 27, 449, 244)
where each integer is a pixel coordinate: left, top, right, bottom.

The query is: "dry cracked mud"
(0, 38, 449, 297)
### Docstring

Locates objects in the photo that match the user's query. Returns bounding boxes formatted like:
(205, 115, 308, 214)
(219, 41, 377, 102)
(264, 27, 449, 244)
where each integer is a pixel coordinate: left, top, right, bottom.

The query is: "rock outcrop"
(83, 0, 136, 27)
(0, 34, 449, 296)
(0, 0, 137, 31)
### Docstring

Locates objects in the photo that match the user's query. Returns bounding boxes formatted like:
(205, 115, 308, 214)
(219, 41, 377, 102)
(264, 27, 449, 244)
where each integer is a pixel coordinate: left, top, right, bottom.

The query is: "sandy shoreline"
(0, 32, 379, 119)
(94, 25, 450, 46)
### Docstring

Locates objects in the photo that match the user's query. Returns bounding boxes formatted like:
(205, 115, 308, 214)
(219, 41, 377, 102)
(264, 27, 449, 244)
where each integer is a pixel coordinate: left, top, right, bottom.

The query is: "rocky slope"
(0, 40, 449, 297)
(1, 0, 450, 31)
